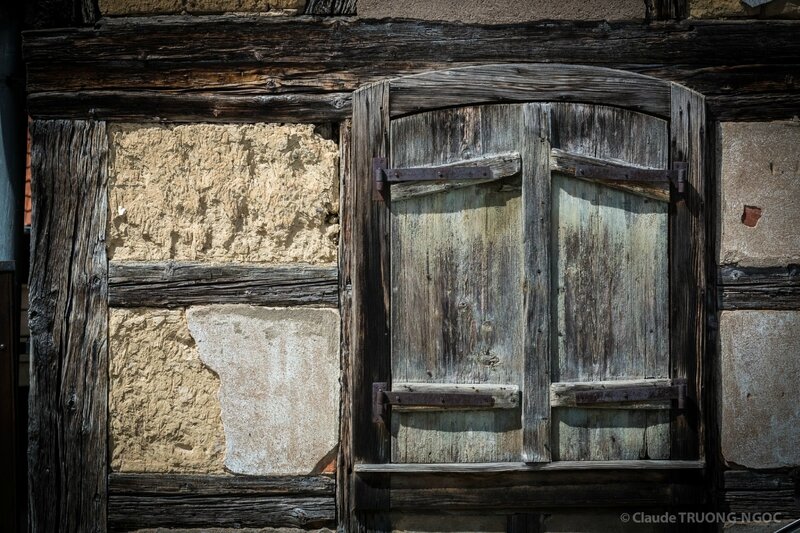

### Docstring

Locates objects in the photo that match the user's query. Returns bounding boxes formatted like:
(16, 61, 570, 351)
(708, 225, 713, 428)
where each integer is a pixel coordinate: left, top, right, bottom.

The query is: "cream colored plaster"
(99, 0, 305, 15)
(357, 0, 645, 22)
(108, 123, 338, 264)
(109, 308, 226, 473)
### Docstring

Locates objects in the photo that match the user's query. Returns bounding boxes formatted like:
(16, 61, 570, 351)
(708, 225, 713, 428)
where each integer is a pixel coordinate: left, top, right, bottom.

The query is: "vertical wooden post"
(669, 86, 706, 461)
(28, 120, 108, 532)
(0, 263, 18, 532)
(522, 103, 552, 463)
(349, 82, 391, 530)
(337, 118, 353, 531)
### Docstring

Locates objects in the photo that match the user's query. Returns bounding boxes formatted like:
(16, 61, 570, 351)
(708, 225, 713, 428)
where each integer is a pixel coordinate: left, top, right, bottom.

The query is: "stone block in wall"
(99, 0, 306, 15)
(109, 308, 226, 473)
(357, 0, 645, 23)
(690, 0, 800, 19)
(719, 121, 800, 267)
(720, 310, 800, 469)
(108, 123, 338, 264)
(187, 305, 340, 475)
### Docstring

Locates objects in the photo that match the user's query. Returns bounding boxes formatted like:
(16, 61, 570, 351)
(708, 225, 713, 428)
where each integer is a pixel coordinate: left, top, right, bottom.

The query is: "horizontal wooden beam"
(108, 473, 335, 531)
(390, 151, 522, 201)
(355, 460, 705, 473)
(550, 378, 675, 409)
(108, 261, 338, 308)
(718, 265, 800, 310)
(722, 470, 800, 517)
(22, 17, 800, 122)
(550, 148, 670, 202)
(28, 91, 352, 124)
(354, 464, 706, 511)
(389, 64, 671, 118)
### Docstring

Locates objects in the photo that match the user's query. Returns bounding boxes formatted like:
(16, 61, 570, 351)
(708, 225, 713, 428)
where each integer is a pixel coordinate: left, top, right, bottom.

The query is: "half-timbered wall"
(23, 0, 800, 532)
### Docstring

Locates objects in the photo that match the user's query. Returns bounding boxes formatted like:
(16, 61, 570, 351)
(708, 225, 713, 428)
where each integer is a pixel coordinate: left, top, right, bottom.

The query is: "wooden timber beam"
(722, 469, 800, 517)
(108, 473, 336, 531)
(108, 261, 339, 308)
(22, 17, 800, 122)
(718, 265, 800, 310)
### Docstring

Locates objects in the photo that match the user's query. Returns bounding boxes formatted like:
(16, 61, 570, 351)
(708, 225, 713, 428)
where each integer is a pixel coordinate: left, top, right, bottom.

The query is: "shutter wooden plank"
(522, 103, 552, 463)
(669, 85, 706, 460)
(350, 82, 391, 467)
(390, 383, 520, 411)
(390, 151, 521, 201)
(389, 104, 526, 463)
(551, 379, 674, 409)
(549, 148, 670, 202)
(389, 64, 672, 119)
(549, 104, 670, 461)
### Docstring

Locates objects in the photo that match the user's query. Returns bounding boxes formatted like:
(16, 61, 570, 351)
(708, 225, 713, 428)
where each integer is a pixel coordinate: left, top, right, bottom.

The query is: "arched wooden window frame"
(342, 63, 709, 524)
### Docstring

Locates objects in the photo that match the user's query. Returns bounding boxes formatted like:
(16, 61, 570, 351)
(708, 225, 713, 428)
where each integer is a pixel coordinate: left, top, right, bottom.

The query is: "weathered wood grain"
(109, 473, 335, 495)
(390, 383, 520, 411)
(723, 469, 800, 516)
(108, 473, 336, 531)
(550, 379, 674, 409)
(28, 120, 108, 532)
(27, 91, 352, 123)
(354, 466, 705, 512)
(390, 104, 526, 463)
(355, 460, 705, 473)
(390, 65, 671, 119)
(549, 103, 670, 462)
(723, 469, 799, 491)
(337, 119, 354, 532)
(358, 482, 704, 512)
(350, 81, 391, 528)
(305, 0, 356, 15)
(718, 265, 800, 310)
(108, 261, 338, 307)
(669, 85, 706, 461)
(22, 18, 800, 122)
(353, 463, 705, 512)
(390, 151, 521, 201)
(550, 148, 670, 202)
(522, 103, 552, 464)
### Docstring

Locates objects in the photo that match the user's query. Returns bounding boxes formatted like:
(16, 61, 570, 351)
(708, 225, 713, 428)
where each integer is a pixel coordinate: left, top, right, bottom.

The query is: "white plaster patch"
(186, 305, 340, 475)
(719, 121, 800, 267)
(720, 310, 800, 468)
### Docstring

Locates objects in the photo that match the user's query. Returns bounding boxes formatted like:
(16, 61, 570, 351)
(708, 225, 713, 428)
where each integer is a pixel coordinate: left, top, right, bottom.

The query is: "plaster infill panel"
(719, 121, 800, 267)
(99, 0, 306, 15)
(357, 0, 644, 22)
(720, 310, 800, 469)
(187, 305, 340, 475)
(108, 123, 339, 264)
(109, 308, 226, 473)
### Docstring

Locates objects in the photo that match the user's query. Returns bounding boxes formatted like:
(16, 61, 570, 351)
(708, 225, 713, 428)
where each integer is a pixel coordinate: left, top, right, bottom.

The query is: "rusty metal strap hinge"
(575, 161, 688, 194)
(373, 156, 493, 201)
(372, 382, 496, 425)
(574, 379, 689, 409)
